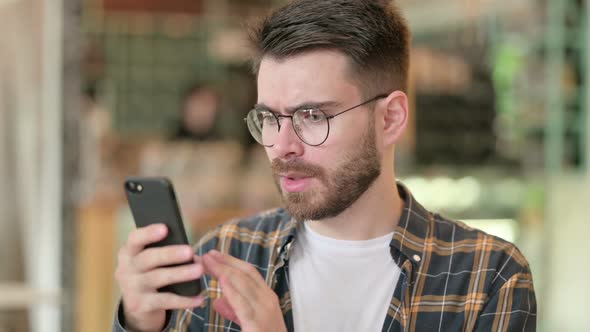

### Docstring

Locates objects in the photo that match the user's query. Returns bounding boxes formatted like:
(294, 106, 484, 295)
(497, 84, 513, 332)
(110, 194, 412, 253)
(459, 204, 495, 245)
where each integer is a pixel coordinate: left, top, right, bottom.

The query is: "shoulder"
(427, 213, 532, 292)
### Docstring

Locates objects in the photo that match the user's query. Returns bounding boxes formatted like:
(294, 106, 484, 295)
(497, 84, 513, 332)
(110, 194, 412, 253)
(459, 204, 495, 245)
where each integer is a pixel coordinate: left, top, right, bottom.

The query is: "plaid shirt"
(114, 183, 536, 331)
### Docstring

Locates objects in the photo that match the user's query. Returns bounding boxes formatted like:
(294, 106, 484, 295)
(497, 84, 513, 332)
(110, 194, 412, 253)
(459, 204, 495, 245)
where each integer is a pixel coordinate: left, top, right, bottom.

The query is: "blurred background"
(0, 0, 588, 331)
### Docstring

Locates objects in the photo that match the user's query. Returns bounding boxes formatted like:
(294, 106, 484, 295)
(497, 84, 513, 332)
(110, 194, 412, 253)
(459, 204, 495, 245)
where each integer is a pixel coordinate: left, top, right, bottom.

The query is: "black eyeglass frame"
(245, 93, 389, 147)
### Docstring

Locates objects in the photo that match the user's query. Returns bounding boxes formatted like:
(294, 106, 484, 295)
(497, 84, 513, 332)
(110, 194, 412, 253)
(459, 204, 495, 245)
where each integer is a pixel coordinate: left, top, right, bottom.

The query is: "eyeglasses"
(244, 94, 388, 147)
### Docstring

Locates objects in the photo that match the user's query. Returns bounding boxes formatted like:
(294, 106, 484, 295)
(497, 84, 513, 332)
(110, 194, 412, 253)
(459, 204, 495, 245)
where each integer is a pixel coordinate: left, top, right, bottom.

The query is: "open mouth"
(280, 174, 313, 193)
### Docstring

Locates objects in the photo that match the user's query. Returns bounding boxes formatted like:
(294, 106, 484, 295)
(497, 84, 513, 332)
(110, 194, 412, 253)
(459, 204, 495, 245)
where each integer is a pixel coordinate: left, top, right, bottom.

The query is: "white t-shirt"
(289, 222, 401, 332)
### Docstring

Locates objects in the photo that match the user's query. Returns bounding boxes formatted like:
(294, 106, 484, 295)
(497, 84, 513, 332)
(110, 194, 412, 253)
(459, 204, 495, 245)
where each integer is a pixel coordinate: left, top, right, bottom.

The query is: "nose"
(271, 117, 304, 160)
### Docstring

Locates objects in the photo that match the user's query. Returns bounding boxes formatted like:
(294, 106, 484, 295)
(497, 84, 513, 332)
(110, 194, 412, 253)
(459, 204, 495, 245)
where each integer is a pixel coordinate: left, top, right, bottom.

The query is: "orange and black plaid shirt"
(115, 183, 536, 331)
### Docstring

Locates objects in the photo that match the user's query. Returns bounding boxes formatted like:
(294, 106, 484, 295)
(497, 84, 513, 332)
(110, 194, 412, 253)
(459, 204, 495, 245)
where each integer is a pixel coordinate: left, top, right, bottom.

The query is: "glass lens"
(246, 109, 277, 146)
(293, 108, 329, 146)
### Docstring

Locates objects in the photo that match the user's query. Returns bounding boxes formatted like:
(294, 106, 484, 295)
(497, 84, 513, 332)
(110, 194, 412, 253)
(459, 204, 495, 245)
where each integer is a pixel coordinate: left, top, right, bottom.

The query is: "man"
(113, 1, 537, 331)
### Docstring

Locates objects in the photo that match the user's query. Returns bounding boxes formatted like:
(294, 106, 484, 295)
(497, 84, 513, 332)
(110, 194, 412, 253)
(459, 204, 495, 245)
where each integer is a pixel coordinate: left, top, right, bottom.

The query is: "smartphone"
(124, 176, 201, 297)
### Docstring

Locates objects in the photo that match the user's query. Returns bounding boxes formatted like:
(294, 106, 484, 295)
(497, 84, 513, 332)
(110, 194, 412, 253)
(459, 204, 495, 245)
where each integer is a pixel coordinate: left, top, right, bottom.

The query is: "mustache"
(271, 158, 324, 178)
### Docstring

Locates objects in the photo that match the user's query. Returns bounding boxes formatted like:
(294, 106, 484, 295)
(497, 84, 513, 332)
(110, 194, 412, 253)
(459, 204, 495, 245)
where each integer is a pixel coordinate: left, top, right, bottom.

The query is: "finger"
(207, 250, 266, 288)
(141, 263, 204, 290)
(202, 254, 259, 290)
(134, 245, 194, 272)
(126, 224, 168, 256)
(202, 254, 261, 304)
(139, 293, 206, 313)
(217, 276, 256, 324)
(194, 255, 216, 278)
(201, 253, 226, 279)
(213, 297, 240, 324)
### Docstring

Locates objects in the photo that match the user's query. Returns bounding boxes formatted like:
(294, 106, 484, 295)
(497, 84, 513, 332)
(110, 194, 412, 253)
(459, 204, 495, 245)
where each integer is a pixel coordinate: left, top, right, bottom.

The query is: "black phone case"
(124, 177, 201, 297)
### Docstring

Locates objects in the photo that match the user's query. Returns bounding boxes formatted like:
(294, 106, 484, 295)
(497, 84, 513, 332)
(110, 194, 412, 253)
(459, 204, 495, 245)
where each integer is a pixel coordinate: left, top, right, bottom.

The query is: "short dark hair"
(249, 0, 411, 97)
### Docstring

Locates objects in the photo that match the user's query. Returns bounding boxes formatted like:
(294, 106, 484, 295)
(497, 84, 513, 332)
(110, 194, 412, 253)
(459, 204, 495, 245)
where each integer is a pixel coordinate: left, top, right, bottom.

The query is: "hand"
(115, 224, 206, 332)
(202, 250, 287, 332)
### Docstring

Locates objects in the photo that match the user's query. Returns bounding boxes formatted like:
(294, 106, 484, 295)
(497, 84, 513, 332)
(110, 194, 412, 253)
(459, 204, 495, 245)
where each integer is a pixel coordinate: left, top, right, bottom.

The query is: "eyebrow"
(254, 100, 342, 115)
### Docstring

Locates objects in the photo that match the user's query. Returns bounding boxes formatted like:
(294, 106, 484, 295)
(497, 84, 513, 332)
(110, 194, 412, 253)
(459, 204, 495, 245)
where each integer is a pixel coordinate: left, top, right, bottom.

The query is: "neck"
(306, 170, 404, 241)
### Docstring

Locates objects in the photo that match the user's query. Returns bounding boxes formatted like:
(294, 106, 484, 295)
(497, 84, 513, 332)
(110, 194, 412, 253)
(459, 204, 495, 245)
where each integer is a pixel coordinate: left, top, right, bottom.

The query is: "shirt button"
(413, 254, 421, 262)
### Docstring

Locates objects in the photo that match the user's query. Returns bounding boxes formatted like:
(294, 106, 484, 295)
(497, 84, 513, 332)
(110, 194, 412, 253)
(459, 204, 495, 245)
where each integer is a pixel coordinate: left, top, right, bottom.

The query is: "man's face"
(257, 51, 382, 221)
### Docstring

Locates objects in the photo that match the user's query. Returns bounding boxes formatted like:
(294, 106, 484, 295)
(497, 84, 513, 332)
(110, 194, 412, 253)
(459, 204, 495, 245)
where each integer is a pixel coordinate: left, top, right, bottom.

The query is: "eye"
(301, 109, 325, 123)
(259, 111, 277, 126)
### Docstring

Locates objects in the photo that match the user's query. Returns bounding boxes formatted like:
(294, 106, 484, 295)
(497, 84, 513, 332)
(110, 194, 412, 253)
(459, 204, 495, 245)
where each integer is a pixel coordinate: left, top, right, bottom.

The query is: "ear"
(381, 90, 409, 146)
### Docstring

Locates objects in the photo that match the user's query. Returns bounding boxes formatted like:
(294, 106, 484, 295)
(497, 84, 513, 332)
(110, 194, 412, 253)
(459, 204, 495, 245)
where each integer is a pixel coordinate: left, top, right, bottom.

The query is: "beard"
(271, 119, 381, 221)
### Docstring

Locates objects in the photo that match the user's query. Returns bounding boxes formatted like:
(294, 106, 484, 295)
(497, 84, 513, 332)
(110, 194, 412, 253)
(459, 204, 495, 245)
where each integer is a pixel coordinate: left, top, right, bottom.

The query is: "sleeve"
(112, 302, 178, 332)
(474, 269, 537, 332)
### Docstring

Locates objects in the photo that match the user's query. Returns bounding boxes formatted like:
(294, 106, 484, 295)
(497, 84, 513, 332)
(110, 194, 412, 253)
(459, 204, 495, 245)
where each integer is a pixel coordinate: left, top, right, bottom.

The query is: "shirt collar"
(276, 212, 298, 260)
(389, 182, 431, 267)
